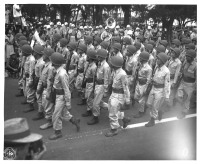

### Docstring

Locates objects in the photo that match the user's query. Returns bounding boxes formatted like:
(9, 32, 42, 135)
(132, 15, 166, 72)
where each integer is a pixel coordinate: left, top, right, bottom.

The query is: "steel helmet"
(59, 38, 68, 47)
(50, 52, 65, 65)
(42, 48, 54, 57)
(18, 36, 27, 42)
(137, 35, 143, 41)
(79, 26, 83, 30)
(159, 40, 168, 47)
(112, 43, 121, 51)
(15, 33, 23, 40)
(139, 51, 150, 61)
(145, 44, 153, 52)
(96, 26, 99, 29)
(100, 41, 109, 50)
(21, 45, 32, 55)
(113, 36, 121, 43)
(186, 50, 196, 58)
(84, 26, 88, 29)
(57, 22, 61, 26)
(50, 22, 54, 26)
(123, 37, 131, 45)
(156, 45, 165, 53)
(85, 36, 93, 44)
(109, 55, 124, 68)
(181, 38, 192, 44)
(19, 40, 28, 47)
(148, 40, 155, 47)
(127, 45, 136, 54)
(170, 48, 181, 57)
(53, 33, 62, 42)
(64, 22, 68, 26)
(127, 30, 133, 35)
(157, 52, 168, 64)
(185, 43, 196, 50)
(192, 37, 197, 41)
(116, 25, 120, 29)
(172, 39, 181, 46)
(97, 49, 108, 58)
(99, 25, 102, 28)
(33, 45, 44, 55)
(77, 43, 87, 53)
(134, 41, 141, 50)
(67, 42, 77, 50)
(87, 49, 97, 60)
(94, 36, 102, 44)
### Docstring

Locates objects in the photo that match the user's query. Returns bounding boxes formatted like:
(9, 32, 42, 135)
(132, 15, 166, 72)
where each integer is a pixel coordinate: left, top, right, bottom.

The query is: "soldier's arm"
(29, 59, 35, 84)
(121, 75, 130, 104)
(146, 67, 152, 87)
(103, 65, 110, 92)
(60, 73, 71, 109)
(174, 62, 182, 84)
(164, 71, 171, 99)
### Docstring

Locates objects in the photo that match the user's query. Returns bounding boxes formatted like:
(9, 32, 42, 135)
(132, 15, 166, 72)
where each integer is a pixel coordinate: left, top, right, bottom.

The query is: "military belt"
(170, 74, 175, 79)
(183, 76, 195, 83)
(112, 88, 124, 94)
(153, 82, 164, 88)
(86, 78, 94, 83)
(55, 89, 64, 95)
(96, 79, 104, 85)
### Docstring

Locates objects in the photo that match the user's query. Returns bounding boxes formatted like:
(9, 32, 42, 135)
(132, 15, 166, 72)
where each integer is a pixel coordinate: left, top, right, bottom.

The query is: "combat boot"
(21, 98, 28, 105)
(40, 120, 53, 130)
(15, 89, 24, 97)
(177, 111, 186, 119)
(122, 117, 131, 128)
(70, 117, 80, 132)
(105, 129, 118, 137)
(32, 112, 44, 121)
(77, 98, 87, 105)
(145, 117, 155, 127)
(158, 110, 163, 121)
(133, 111, 145, 118)
(82, 110, 92, 117)
(48, 130, 62, 140)
(23, 103, 35, 113)
(87, 116, 99, 125)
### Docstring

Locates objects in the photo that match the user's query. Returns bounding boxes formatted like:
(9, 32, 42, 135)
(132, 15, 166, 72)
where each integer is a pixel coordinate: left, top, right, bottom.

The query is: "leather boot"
(40, 120, 53, 130)
(15, 89, 24, 97)
(77, 98, 87, 105)
(158, 110, 163, 121)
(133, 111, 145, 118)
(23, 103, 35, 113)
(32, 112, 44, 121)
(82, 110, 92, 117)
(105, 129, 118, 137)
(122, 117, 131, 128)
(145, 117, 155, 127)
(177, 111, 186, 119)
(70, 117, 80, 132)
(48, 130, 62, 140)
(87, 116, 99, 125)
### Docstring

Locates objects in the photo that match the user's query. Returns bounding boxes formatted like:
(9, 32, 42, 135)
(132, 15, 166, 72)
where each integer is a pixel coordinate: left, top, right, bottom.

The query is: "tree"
(121, 5, 131, 26)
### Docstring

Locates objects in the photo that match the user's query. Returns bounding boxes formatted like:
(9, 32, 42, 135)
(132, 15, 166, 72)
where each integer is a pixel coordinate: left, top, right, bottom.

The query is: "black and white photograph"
(3, 1, 198, 160)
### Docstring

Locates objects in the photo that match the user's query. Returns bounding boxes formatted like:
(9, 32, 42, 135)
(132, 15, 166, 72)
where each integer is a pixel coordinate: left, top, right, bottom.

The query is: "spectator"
(5, 28, 15, 63)
(13, 4, 22, 26)
(4, 118, 46, 160)
(6, 52, 20, 78)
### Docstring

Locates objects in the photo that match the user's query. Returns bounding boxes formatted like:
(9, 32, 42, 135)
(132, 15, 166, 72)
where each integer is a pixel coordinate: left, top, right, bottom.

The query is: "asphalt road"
(4, 77, 197, 160)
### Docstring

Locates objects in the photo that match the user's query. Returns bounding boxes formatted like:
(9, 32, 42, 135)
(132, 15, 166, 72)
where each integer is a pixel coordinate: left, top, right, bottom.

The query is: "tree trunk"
(166, 18, 174, 45)
(121, 5, 130, 26)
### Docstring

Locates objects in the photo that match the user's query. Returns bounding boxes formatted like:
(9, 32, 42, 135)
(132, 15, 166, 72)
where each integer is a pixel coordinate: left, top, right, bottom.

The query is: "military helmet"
(186, 49, 196, 58)
(19, 40, 28, 47)
(21, 45, 32, 55)
(87, 49, 97, 60)
(112, 43, 121, 51)
(53, 33, 62, 42)
(18, 36, 27, 42)
(112, 36, 121, 43)
(172, 39, 181, 46)
(78, 43, 87, 53)
(97, 49, 108, 59)
(50, 52, 65, 65)
(42, 48, 55, 57)
(94, 36, 102, 44)
(59, 38, 68, 47)
(185, 43, 196, 50)
(85, 36, 93, 44)
(156, 45, 165, 53)
(127, 45, 137, 54)
(145, 44, 153, 52)
(139, 51, 150, 61)
(157, 52, 168, 64)
(148, 40, 155, 47)
(123, 37, 131, 45)
(170, 48, 181, 57)
(67, 42, 77, 50)
(15, 33, 23, 40)
(159, 40, 168, 47)
(109, 55, 124, 68)
(134, 41, 141, 50)
(100, 41, 109, 50)
(33, 45, 44, 55)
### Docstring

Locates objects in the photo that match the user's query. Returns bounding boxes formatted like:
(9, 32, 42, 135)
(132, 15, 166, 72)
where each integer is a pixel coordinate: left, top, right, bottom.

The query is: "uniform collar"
(115, 67, 122, 74)
(100, 60, 106, 66)
(56, 65, 63, 73)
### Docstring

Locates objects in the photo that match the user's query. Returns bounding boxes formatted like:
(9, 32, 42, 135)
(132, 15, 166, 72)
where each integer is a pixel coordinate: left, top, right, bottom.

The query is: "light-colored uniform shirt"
(35, 57, 45, 78)
(85, 62, 97, 81)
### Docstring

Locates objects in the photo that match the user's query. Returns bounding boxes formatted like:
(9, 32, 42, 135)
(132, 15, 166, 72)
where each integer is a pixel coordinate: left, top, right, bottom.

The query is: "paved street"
(4, 77, 196, 160)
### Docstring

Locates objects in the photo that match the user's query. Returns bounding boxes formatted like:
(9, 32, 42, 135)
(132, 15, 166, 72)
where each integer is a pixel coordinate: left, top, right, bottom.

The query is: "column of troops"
(14, 21, 197, 140)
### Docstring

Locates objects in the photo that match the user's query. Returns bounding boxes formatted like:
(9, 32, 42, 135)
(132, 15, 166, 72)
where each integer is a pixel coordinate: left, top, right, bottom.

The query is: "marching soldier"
(105, 55, 131, 137)
(171, 39, 181, 49)
(122, 37, 132, 57)
(145, 44, 155, 68)
(81, 50, 97, 117)
(48, 52, 80, 140)
(145, 52, 170, 127)
(176, 50, 196, 119)
(93, 36, 102, 50)
(52, 33, 62, 52)
(166, 48, 181, 108)
(100, 41, 109, 52)
(21, 45, 37, 113)
(32, 45, 45, 120)
(85, 36, 95, 50)
(109, 43, 123, 58)
(133, 52, 152, 118)
(158, 40, 169, 54)
(87, 49, 110, 125)
(37, 48, 55, 130)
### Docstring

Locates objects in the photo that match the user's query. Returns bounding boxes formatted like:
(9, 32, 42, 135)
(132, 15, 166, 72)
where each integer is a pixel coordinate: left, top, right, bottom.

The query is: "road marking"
(45, 113, 196, 143)
(126, 113, 197, 129)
